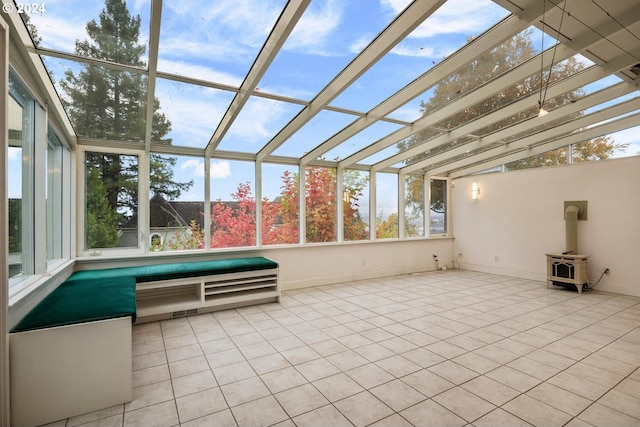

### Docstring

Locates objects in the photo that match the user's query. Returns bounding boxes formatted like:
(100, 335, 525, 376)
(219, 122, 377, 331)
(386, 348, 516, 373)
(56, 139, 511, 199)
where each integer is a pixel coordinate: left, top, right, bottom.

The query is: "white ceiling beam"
(205, 0, 311, 156)
(403, 81, 635, 174)
(368, 3, 640, 172)
(436, 96, 640, 177)
(450, 110, 640, 178)
(257, 0, 447, 159)
(304, 0, 561, 164)
(144, 0, 162, 153)
(407, 48, 640, 175)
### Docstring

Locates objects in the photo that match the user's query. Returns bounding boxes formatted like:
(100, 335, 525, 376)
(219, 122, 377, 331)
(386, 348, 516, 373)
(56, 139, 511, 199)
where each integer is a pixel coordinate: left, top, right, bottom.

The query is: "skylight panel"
(329, 0, 509, 113)
(152, 78, 236, 148)
(41, 55, 148, 143)
(356, 145, 400, 166)
(257, 0, 400, 101)
(323, 121, 403, 162)
(157, 0, 286, 86)
(271, 110, 358, 159)
(26, 0, 151, 66)
(216, 96, 304, 154)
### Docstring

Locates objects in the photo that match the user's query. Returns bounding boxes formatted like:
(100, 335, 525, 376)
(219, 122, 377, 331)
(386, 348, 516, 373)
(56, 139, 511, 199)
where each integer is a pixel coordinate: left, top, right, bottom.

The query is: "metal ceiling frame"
(9, 0, 640, 176)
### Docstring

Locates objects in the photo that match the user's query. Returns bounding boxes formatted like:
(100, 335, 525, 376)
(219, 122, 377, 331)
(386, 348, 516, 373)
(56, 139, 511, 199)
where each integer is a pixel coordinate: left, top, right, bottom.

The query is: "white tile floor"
(44, 270, 640, 427)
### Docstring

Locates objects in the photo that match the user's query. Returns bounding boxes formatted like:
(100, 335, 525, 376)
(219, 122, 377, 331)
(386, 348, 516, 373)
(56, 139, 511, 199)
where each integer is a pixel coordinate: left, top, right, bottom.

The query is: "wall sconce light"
(471, 182, 480, 200)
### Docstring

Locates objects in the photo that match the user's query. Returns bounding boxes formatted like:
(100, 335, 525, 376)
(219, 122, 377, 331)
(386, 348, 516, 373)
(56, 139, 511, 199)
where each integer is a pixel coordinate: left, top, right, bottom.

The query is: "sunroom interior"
(2, 0, 640, 426)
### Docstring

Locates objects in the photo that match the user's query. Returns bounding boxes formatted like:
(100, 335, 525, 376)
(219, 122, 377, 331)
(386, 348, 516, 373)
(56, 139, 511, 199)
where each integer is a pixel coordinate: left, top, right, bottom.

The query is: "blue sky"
(12, 0, 639, 211)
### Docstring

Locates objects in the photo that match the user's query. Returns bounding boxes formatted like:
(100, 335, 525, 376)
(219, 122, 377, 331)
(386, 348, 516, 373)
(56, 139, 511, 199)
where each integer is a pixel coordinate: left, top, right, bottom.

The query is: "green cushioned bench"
(9, 277, 136, 427)
(66, 256, 278, 283)
(120, 257, 280, 322)
(9, 256, 279, 426)
(11, 276, 137, 333)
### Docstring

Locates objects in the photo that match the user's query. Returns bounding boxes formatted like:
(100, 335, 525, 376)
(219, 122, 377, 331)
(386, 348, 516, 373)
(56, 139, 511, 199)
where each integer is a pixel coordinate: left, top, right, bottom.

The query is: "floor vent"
(172, 308, 199, 318)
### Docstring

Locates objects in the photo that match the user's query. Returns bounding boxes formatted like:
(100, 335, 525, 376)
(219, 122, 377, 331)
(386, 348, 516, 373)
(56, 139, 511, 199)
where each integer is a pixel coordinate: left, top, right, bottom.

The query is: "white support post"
(255, 160, 263, 247)
(398, 172, 405, 239)
(1, 14, 11, 427)
(299, 162, 306, 244)
(369, 171, 377, 241)
(336, 166, 344, 242)
(204, 156, 211, 250)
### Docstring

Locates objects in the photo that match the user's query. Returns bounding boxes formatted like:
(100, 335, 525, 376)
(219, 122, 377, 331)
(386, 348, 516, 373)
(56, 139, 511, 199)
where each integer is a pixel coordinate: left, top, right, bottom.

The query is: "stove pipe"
(565, 204, 581, 254)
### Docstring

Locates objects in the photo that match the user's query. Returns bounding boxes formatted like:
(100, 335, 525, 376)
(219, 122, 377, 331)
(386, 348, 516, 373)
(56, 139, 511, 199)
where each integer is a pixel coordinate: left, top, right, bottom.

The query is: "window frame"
(7, 68, 73, 298)
(77, 144, 147, 257)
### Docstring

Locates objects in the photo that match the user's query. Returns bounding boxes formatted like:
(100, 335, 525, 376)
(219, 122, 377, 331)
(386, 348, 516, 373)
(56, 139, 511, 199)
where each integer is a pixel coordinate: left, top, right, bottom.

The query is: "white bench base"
(10, 316, 132, 427)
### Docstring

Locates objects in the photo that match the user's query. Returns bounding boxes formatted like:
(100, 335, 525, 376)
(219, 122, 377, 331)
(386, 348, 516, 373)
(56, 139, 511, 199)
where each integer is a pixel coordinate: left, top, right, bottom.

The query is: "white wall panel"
(452, 156, 640, 296)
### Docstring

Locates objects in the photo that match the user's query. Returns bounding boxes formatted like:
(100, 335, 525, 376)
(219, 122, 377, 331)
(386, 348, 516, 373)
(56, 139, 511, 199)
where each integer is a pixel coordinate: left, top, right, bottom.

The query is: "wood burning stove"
(546, 253, 589, 293)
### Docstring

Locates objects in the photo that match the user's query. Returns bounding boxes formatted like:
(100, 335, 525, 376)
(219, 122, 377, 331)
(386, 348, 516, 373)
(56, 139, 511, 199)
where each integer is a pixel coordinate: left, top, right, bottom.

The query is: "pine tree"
(401, 31, 626, 214)
(60, 0, 192, 247)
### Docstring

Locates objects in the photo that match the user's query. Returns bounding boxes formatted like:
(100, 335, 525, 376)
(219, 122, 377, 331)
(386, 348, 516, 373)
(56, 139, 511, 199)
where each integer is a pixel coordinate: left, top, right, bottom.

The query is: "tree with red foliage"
(210, 167, 368, 248)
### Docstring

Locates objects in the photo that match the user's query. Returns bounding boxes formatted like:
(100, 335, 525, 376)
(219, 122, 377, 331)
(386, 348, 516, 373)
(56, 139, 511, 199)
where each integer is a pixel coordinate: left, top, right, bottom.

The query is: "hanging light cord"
(538, 0, 547, 112)
(590, 0, 640, 43)
(539, 0, 568, 113)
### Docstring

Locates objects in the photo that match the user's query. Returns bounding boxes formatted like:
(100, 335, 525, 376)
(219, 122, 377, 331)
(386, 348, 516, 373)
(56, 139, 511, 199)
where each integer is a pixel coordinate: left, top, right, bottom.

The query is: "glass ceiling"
(18, 0, 640, 177)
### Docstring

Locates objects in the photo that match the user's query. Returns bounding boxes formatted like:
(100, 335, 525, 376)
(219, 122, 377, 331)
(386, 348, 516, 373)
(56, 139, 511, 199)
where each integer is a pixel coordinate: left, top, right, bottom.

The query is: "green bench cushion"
(66, 257, 278, 283)
(11, 276, 137, 333)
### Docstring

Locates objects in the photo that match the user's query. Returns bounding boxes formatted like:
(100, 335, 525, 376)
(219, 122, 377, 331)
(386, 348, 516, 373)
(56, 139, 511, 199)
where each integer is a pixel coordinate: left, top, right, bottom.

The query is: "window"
(305, 166, 337, 243)
(84, 151, 139, 250)
(7, 70, 71, 291)
(429, 178, 447, 235)
(210, 159, 256, 248)
(8, 73, 35, 283)
(46, 129, 64, 265)
(148, 154, 203, 251)
(262, 163, 299, 245)
(376, 172, 398, 239)
(405, 175, 424, 237)
(343, 170, 369, 241)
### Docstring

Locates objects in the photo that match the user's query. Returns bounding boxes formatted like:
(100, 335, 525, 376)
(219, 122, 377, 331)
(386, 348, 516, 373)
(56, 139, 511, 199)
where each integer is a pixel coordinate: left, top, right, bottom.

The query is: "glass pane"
(158, 0, 285, 84)
(152, 77, 235, 148)
(43, 56, 148, 143)
(272, 110, 357, 158)
(259, 1, 402, 101)
(217, 96, 304, 153)
(375, 172, 398, 239)
(8, 79, 34, 281)
(343, 170, 369, 241)
(405, 175, 424, 237)
(430, 179, 447, 235)
(305, 166, 336, 243)
(85, 152, 139, 249)
(262, 163, 299, 245)
(323, 121, 403, 162)
(149, 155, 204, 251)
(26, 1, 151, 65)
(210, 160, 256, 248)
(46, 129, 64, 264)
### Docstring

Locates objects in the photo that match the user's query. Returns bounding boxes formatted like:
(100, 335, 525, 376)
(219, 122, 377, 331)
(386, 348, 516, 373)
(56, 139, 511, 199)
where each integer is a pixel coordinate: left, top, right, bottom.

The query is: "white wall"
(452, 156, 640, 296)
(70, 238, 454, 291)
(263, 238, 453, 290)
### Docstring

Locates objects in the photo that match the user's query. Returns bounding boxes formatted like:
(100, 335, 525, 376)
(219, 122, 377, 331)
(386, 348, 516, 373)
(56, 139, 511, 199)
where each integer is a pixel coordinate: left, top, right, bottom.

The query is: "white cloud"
(180, 158, 205, 177)
(380, 0, 412, 14)
(227, 97, 292, 144)
(391, 45, 435, 57)
(8, 147, 20, 160)
(211, 160, 232, 179)
(410, 0, 504, 39)
(286, 0, 343, 55)
(157, 58, 243, 87)
(29, 13, 88, 52)
(160, 0, 281, 63)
